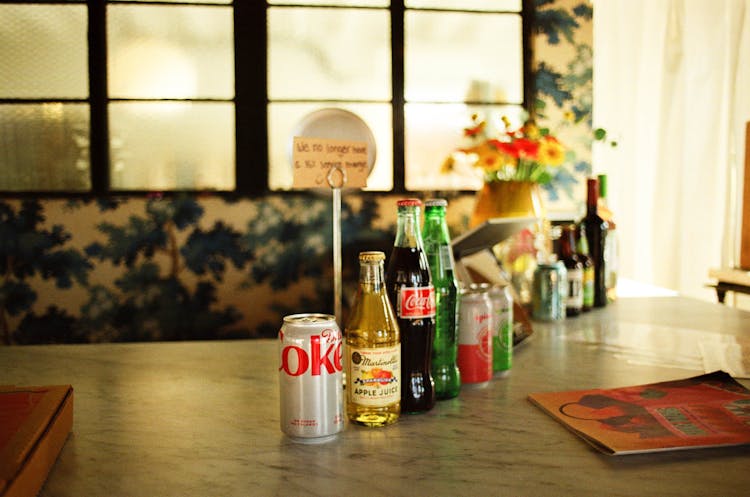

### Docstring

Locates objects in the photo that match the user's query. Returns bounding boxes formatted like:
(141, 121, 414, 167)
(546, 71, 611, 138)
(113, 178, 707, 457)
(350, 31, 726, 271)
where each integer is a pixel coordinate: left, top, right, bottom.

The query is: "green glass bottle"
(421, 199, 460, 399)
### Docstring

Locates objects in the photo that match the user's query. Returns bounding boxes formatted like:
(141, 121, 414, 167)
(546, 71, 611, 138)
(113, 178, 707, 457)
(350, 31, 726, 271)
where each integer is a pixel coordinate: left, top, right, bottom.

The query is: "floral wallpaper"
(0, 0, 593, 345)
(533, 0, 595, 206)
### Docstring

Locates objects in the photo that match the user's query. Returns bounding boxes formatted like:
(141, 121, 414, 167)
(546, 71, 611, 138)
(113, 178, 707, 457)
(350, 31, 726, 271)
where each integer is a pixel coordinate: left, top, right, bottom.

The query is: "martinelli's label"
(348, 345, 401, 406)
(397, 285, 436, 319)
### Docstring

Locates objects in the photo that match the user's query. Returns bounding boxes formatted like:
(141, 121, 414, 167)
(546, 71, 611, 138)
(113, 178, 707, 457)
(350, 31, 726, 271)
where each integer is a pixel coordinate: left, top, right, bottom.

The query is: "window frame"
(0, 0, 534, 197)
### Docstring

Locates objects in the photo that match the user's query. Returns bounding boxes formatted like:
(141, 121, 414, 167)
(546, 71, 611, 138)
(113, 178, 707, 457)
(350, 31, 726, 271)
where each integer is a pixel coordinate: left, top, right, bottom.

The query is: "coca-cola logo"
(405, 293, 432, 311)
(399, 286, 436, 318)
(279, 332, 343, 377)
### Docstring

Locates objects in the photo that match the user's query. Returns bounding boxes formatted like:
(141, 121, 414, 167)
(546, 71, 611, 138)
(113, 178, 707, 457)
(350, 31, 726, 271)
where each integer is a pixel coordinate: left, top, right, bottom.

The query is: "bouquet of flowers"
(442, 114, 567, 186)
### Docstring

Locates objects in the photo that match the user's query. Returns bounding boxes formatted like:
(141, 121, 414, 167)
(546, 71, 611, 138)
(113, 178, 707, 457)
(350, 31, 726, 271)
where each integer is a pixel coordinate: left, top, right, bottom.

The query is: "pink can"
(279, 313, 344, 443)
(457, 288, 493, 385)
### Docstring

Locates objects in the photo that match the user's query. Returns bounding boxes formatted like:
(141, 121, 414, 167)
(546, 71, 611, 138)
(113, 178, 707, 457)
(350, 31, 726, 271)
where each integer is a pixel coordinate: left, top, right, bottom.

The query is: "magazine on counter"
(528, 371, 750, 455)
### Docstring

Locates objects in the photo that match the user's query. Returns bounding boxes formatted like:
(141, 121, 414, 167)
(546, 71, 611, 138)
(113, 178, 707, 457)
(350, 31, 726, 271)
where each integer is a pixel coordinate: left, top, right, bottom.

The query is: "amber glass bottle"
(558, 224, 584, 316)
(345, 251, 401, 427)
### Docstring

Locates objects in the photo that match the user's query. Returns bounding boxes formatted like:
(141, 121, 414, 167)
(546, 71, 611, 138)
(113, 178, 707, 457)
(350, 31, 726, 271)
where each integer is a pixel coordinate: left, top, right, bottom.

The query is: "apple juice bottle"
(345, 251, 401, 427)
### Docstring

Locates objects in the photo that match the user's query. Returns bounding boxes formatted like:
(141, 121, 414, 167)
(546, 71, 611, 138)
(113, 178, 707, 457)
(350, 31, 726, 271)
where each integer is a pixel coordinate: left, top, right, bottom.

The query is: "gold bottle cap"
(359, 251, 385, 263)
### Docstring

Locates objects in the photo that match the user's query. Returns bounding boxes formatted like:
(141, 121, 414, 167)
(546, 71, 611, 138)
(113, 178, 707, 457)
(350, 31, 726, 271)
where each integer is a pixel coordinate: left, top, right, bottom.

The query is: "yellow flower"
(537, 137, 565, 166)
(461, 142, 514, 172)
(440, 155, 456, 174)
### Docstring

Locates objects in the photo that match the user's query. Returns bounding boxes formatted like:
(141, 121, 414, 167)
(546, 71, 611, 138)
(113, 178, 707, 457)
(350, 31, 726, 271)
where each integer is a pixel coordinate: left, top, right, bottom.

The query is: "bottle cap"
(359, 251, 385, 263)
(397, 198, 422, 207)
(597, 174, 608, 198)
(424, 199, 447, 208)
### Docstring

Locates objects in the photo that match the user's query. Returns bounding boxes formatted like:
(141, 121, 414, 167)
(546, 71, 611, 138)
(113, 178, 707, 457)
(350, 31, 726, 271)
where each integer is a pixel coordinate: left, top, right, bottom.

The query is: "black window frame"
(0, 0, 534, 197)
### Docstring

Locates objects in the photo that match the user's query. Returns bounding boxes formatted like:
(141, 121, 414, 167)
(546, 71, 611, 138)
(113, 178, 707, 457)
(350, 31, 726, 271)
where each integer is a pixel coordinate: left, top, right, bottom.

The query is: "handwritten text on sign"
(292, 137, 369, 189)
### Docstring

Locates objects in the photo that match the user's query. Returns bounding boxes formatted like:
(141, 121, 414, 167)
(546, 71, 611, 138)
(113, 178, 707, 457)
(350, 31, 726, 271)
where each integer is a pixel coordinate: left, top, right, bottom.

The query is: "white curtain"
(593, 0, 750, 300)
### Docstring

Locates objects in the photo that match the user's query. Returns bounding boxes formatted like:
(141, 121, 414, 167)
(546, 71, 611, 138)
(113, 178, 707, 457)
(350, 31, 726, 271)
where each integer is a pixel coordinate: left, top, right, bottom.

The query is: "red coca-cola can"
(457, 288, 493, 385)
(279, 313, 344, 443)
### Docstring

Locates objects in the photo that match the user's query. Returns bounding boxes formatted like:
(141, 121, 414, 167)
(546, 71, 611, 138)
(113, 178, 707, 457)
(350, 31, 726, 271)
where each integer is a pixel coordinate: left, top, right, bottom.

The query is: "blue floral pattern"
(1, 0, 593, 344)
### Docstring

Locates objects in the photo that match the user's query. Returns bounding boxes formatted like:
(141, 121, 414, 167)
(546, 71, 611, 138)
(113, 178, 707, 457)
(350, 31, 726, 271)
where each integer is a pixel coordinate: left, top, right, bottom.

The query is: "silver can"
(532, 262, 567, 321)
(487, 284, 513, 375)
(279, 313, 344, 443)
(458, 287, 493, 385)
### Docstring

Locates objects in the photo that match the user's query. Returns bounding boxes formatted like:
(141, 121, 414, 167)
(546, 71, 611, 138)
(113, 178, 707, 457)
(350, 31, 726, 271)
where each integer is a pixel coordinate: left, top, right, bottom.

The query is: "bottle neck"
(586, 179, 599, 216)
(359, 261, 385, 293)
(394, 206, 422, 248)
(424, 207, 449, 242)
(560, 228, 576, 258)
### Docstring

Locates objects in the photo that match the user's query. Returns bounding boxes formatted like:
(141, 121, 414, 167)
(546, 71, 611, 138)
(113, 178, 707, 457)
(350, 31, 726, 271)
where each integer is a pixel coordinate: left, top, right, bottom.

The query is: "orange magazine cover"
(528, 371, 750, 455)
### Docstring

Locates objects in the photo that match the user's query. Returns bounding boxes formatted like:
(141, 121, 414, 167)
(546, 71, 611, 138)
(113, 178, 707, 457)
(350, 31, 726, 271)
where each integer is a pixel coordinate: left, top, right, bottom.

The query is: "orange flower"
(537, 136, 565, 166)
(446, 114, 569, 186)
(464, 121, 486, 138)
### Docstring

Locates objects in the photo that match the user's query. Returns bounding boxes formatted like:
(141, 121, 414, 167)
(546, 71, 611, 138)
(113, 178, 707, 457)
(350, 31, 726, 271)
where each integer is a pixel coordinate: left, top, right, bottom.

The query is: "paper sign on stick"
(292, 137, 369, 189)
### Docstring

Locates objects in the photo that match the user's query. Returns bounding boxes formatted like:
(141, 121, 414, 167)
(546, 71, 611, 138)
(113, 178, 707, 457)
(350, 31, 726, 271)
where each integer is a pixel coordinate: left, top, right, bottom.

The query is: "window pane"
(268, 103, 392, 191)
(405, 11, 522, 103)
(0, 5, 88, 99)
(405, 103, 524, 191)
(118, 0, 231, 3)
(109, 102, 234, 190)
(0, 104, 90, 191)
(268, 8, 391, 101)
(108, 5, 234, 99)
(270, 0, 388, 5)
(406, 0, 521, 12)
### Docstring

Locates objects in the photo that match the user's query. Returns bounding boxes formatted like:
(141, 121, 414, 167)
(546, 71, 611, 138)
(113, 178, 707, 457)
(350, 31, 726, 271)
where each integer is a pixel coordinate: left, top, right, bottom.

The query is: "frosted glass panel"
(0, 104, 90, 191)
(268, 8, 391, 101)
(109, 102, 235, 190)
(123, 0, 231, 3)
(0, 5, 88, 99)
(108, 5, 234, 99)
(404, 103, 524, 191)
(406, 0, 521, 11)
(405, 11, 522, 103)
(270, 0, 387, 5)
(268, 103, 392, 191)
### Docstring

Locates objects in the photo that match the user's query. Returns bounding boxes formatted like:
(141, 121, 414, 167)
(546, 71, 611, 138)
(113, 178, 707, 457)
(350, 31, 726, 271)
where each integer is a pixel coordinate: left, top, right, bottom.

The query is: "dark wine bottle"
(581, 178, 608, 308)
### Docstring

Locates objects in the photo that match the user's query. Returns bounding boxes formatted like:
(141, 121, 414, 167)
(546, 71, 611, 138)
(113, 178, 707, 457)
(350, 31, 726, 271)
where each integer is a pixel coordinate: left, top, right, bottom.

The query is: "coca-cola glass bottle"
(421, 199, 460, 400)
(386, 199, 436, 413)
(345, 251, 401, 427)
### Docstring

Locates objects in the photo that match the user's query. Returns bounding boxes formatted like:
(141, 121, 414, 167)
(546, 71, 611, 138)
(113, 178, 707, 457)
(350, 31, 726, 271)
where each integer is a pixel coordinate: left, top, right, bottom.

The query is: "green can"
(488, 284, 513, 375)
(532, 262, 567, 321)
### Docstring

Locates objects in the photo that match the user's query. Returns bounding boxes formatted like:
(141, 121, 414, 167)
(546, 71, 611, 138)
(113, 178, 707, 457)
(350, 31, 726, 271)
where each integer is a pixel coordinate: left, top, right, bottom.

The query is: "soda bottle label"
(582, 267, 595, 308)
(566, 268, 584, 309)
(397, 285, 436, 319)
(439, 245, 455, 269)
(348, 345, 401, 406)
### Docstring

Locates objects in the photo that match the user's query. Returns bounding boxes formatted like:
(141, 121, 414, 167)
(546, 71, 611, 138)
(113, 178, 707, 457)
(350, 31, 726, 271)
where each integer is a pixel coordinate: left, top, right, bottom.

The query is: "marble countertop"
(3, 297, 750, 497)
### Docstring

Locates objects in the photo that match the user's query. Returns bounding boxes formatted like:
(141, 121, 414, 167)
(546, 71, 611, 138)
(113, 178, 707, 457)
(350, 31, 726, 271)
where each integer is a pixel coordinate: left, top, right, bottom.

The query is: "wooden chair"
(741, 121, 750, 269)
(709, 122, 750, 303)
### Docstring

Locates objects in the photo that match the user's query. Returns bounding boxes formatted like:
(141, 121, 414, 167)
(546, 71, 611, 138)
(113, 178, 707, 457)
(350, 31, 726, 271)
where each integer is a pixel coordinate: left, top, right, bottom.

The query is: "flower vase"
(469, 180, 546, 307)
(469, 180, 545, 227)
